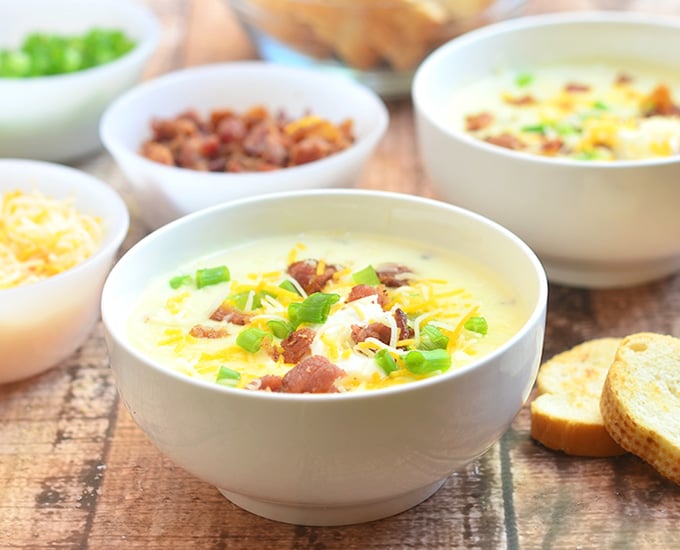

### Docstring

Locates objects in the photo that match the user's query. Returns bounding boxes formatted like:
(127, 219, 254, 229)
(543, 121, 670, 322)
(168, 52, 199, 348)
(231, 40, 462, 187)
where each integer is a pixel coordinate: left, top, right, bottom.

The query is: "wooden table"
(2, 1, 680, 548)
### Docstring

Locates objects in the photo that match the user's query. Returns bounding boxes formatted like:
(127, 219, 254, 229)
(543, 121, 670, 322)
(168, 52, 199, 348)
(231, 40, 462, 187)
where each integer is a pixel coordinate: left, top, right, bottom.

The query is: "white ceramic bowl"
(0, 0, 160, 162)
(101, 189, 547, 526)
(0, 159, 129, 384)
(413, 11, 680, 288)
(100, 61, 389, 230)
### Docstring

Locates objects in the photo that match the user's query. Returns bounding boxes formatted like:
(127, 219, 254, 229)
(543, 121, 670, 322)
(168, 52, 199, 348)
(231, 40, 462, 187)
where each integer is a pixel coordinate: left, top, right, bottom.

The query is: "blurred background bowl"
(226, 0, 527, 97)
(100, 61, 389, 231)
(413, 11, 680, 288)
(101, 189, 547, 526)
(0, 0, 160, 163)
(0, 159, 129, 384)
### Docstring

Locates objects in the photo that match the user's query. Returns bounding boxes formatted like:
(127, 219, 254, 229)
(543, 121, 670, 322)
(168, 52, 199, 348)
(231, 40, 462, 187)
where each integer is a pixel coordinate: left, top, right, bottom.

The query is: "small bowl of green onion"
(0, 0, 160, 162)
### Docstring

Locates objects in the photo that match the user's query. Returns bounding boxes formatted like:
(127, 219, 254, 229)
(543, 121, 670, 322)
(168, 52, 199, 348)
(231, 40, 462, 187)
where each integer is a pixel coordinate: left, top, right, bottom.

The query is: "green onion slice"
(236, 327, 270, 353)
(418, 325, 449, 350)
(216, 366, 240, 386)
(278, 279, 301, 295)
(267, 319, 292, 340)
(352, 265, 381, 286)
(464, 316, 488, 335)
(521, 124, 546, 134)
(515, 72, 534, 87)
(196, 265, 230, 289)
(374, 349, 398, 375)
(169, 274, 192, 289)
(404, 349, 452, 374)
(293, 293, 340, 325)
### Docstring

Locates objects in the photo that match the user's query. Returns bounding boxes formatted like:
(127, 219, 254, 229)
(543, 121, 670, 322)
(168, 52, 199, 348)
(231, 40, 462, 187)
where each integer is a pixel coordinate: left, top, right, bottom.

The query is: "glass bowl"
(227, 0, 527, 97)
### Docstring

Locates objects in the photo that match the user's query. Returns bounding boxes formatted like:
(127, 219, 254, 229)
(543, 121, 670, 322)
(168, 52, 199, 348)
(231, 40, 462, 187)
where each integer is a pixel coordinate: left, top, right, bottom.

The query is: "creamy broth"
(448, 60, 680, 160)
(127, 232, 528, 393)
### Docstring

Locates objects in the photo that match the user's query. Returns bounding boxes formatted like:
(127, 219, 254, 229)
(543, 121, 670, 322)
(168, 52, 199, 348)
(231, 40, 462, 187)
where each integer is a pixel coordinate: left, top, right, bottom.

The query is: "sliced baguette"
(600, 332, 680, 485)
(530, 338, 627, 457)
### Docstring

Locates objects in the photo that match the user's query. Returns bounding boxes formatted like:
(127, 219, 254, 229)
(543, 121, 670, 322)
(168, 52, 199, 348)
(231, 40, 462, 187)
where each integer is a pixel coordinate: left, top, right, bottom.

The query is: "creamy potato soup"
(127, 232, 528, 393)
(449, 60, 680, 161)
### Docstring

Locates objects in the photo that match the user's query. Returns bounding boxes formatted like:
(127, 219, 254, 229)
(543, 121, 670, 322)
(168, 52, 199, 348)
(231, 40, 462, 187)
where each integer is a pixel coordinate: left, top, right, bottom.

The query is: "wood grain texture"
(1, 1, 680, 548)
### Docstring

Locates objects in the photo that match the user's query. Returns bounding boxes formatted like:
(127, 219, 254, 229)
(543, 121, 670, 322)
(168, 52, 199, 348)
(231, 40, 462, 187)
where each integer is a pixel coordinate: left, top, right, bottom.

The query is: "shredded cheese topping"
(0, 189, 104, 289)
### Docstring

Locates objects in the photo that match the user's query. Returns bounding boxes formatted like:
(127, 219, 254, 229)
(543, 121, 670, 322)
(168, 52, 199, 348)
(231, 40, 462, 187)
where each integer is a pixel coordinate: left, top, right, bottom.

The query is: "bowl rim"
(102, 188, 548, 402)
(412, 10, 680, 169)
(0, 0, 161, 86)
(99, 60, 390, 183)
(0, 158, 130, 298)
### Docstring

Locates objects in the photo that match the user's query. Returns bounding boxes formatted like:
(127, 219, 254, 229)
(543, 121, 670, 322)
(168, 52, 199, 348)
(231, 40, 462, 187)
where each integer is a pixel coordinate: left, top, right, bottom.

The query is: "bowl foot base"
(542, 255, 680, 288)
(218, 478, 446, 526)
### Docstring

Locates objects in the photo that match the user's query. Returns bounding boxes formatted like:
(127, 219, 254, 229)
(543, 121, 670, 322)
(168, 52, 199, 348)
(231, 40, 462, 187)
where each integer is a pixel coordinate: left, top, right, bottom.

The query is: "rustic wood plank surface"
(2, 1, 680, 548)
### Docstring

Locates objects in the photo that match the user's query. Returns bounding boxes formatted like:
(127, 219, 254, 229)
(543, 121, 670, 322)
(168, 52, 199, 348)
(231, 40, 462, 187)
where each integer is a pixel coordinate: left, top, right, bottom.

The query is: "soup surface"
(127, 232, 528, 393)
(448, 60, 680, 161)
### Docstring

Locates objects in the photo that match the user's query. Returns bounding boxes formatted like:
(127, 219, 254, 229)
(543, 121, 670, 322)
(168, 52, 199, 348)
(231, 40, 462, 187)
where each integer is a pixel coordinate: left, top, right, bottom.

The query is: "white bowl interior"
(0, 159, 130, 383)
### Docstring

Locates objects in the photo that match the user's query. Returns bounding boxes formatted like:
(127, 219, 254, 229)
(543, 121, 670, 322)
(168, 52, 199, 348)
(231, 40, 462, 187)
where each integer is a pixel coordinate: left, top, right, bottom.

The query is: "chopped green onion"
(229, 290, 265, 310)
(287, 302, 301, 328)
(292, 293, 340, 325)
(278, 279, 301, 295)
(418, 325, 449, 350)
(515, 72, 534, 87)
(216, 365, 241, 386)
(236, 327, 271, 353)
(196, 265, 230, 288)
(554, 123, 579, 136)
(169, 274, 192, 289)
(521, 124, 546, 134)
(267, 319, 292, 340)
(352, 265, 381, 286)
(593, 100, 608, 110)
(374, 349, 398, 375)
(464, 316, 488, 335)
(404, 349, 452, 375)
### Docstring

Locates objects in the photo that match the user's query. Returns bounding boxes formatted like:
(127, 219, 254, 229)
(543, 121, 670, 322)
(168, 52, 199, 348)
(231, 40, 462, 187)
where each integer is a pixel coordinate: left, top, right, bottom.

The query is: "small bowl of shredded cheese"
(0, 159, 129, 384)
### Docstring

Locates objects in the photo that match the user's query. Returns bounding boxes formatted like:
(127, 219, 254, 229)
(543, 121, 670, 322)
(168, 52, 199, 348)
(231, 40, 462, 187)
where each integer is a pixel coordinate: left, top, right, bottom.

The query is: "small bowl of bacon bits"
(100, 61, 389, 230)
(0, 0, 160, 162)
(0, 159, 129, 385)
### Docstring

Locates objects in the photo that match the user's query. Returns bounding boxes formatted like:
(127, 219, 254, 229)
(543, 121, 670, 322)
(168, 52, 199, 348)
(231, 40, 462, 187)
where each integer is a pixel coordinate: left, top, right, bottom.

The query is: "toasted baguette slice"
(530, 338, 627, 457)
(600, 332, 680, 485)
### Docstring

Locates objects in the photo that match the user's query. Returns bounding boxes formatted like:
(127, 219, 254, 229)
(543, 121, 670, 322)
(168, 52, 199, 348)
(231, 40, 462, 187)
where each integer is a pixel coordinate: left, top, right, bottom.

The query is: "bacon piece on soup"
(465, 111, 494, 131)
(351, 322, 391, 345)
(209, 303, 251, 325)
(541, 138, 565, 156)
(347, 284, 389, 308)
(280, 355, 345, 394)
(615, 73, 633, 86)
(281, 327, 316, 363)
(257, 374, 284, 392)
(564, 82, 590, 93)
(287, 259, 338, 294)
(189, 325, 229, 339)
(504, 94, 536, 106)
(393, 308, 414, 340)
(642, 84, 680, 116)
(485, 133, 524, 151)
(375, 263, 411, 288)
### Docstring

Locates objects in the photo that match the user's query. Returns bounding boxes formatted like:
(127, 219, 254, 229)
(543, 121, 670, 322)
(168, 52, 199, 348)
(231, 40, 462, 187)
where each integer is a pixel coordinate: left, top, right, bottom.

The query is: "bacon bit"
(564, 82, 591, 93)
(351, 322, 391, 345)
(615, 73, 633, 86)
(642, 84, 680, 117)
(375, 264, 411, 288)
(541, 138, 564, 155)
(280, 355, 345, 393)
(287, 259, 339, 294)
(257, 374, 284, 392)
(281, 327, 316, 363)
(393, 308, 414, 340)
(485, 133, 525, 151)
(504, 94, 536, 106)
(189, 325, 229, 339)
(347, 284, 389, 309)
(465, 111, 494, 131)
(209, 303, 252, 325)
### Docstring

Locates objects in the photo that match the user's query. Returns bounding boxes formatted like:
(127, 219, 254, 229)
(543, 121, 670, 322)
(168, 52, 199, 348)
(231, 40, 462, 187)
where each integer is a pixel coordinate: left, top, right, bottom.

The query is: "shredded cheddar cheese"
(0, 189, 103, 289)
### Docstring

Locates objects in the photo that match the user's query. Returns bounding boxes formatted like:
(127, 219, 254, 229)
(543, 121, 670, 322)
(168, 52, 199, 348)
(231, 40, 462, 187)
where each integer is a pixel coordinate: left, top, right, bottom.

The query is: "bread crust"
(600, 332, 680, 485)
(530, 338, 627, 457)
